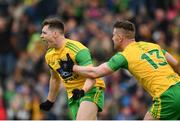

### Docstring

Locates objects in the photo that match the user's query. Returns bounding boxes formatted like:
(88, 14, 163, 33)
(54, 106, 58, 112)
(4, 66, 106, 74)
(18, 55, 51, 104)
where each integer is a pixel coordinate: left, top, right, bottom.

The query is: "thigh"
(69, 87, 104, 120)
(76, 101, 98, 120)
(76, 87, 104, 120)
(144, 111, 155, 120)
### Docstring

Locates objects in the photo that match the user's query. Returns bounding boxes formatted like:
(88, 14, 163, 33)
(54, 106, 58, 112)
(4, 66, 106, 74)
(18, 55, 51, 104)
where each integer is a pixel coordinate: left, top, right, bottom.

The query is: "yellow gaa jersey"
(107, 41, 180, 98)
(45, 39, 105, 99)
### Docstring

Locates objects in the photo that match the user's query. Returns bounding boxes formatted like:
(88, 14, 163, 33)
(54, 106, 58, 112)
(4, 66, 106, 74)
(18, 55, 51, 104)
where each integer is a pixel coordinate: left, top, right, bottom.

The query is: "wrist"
(73, 65, 77, 72)
(47, 98, 55, 103)
(46, 100, 54, 107)
(80, 89, 85, 97)
(81, 88, 87, 93)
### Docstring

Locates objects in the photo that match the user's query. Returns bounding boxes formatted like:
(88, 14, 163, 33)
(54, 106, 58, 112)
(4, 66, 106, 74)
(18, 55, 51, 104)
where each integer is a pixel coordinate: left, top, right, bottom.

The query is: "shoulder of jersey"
(45, 47, 55, 60)
(65, 39, 87, 50)
(139, 41, 159, 47)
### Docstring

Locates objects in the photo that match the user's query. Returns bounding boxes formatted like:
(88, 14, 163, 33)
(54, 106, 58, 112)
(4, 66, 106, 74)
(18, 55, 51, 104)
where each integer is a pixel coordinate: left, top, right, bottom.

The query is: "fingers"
(66, 53, 71, 59)
(59, 59, 63, 66)
(66, 53, 73, 62)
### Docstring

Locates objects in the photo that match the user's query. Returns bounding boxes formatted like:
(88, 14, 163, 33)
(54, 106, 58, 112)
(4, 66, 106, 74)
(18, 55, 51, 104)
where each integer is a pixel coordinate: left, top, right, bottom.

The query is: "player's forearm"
(47, 78, 60, 102)
(169, 60, 180, 75)
(176, 62, 180, 75)
(82, 78, 96, 93)
(73, 65, 100, 78)
(165, 52, 180, 75)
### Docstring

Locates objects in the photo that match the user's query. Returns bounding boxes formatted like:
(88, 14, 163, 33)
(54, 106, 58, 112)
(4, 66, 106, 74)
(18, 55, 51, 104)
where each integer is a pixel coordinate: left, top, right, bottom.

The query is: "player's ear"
(117, 34, 121, 42)
(53, 31, 59, 38)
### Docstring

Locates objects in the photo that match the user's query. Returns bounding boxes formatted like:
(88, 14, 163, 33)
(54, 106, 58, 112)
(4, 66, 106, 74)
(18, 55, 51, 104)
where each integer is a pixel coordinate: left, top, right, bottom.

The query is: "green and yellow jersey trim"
(65, 42, 81, 53)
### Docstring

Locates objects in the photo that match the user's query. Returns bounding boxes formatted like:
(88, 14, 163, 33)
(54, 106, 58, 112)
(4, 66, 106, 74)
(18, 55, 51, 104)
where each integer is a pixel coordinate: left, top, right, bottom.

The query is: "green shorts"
(68, 87, 104, 120)
(149, 82, 180, 120)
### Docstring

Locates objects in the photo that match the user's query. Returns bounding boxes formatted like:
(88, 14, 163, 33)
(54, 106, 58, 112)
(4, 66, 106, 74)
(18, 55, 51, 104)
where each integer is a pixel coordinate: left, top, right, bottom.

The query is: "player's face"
(41, 25, 55, 48)
(112, 28, 122, 50)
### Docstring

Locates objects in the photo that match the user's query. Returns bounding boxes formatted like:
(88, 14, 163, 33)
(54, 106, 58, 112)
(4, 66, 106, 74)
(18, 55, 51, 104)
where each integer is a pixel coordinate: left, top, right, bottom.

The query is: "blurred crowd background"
(0, 0, 180, 120)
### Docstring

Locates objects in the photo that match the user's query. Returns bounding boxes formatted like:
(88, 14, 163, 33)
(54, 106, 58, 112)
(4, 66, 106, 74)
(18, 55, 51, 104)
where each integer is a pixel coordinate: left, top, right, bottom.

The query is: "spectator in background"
(0, 87, 7, 120)
(0, 15, 16, 86)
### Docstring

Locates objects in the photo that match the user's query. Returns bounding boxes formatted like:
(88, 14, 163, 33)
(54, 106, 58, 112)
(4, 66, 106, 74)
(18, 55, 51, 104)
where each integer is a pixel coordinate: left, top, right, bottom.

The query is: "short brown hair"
(42, 17, 64, 34)
(113, 20, 135, 39)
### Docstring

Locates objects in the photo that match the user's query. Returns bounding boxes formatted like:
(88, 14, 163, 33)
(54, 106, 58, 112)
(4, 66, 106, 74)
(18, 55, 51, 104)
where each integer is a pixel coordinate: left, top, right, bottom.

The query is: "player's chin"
(113, 46, 118, 51)
(42, 39, 47, 42)
(42, 39, 48, 44)
(114, 45, 121, 51)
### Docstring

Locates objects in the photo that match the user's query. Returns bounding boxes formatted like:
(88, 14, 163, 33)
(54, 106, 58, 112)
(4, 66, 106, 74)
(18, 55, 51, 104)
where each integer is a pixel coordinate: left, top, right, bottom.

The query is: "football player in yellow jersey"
(39, 17, 105, 120)
(69, 20, 180, 120)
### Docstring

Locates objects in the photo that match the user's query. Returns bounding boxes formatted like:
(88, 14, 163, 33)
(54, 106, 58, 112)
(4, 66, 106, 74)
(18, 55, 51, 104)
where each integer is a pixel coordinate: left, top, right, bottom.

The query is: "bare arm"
(80, 64, 96, 92)
(165, 52, 180, 75)
(47, 70, 61, 102)
(82, 78, 96, 93)
(73, 63, 114, 79)
(73, 49, 109, 92)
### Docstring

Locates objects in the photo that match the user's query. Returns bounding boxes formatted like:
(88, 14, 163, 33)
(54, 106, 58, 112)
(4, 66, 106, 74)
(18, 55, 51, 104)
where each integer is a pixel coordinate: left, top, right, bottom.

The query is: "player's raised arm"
(164, 51, 180, 75)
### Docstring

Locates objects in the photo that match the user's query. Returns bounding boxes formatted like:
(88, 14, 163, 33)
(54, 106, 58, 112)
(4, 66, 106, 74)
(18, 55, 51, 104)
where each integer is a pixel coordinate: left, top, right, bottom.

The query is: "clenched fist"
(40, 100, 54, 111)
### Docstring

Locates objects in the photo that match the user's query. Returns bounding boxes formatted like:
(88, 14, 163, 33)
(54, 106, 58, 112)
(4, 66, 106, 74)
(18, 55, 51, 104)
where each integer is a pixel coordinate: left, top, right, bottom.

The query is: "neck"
(55, 36, 66, 49)
(121, 38, 135, 50)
